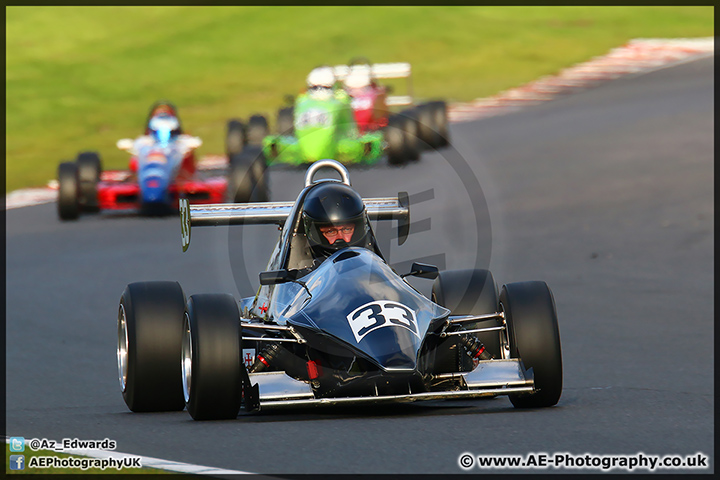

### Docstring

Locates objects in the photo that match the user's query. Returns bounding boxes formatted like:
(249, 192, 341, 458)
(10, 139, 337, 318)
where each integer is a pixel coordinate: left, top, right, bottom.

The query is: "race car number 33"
(346, 300, 419, 343)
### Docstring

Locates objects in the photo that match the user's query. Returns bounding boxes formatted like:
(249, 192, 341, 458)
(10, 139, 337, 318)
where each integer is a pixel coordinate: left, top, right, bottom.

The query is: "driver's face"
(319, 224, 355, 244)
(152, 105, 175, 116)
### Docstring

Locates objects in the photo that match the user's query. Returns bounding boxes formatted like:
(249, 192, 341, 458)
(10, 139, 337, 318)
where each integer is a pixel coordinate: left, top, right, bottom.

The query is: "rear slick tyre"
(501, 281, 562, 408)
(226, 119, 246, 157)
(428, 100, 449, 148)
(246, 115, 269, 146)
(277, 107, 294, 136)
(250, 148, 270, 202)
(385, 115, 407, 166)
(431, 269, 500, 372)
(229, 148, 257, 203)
(118, 281, 187, 412)
(229, 146, 268, 203)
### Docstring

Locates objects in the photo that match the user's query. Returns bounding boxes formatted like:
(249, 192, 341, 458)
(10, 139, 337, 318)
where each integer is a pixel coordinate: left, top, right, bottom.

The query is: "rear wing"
(180, 194, 409, 252)
(332, 62, 413, 107)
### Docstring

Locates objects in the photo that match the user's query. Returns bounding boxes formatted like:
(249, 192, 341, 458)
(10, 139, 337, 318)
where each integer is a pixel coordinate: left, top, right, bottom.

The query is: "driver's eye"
(321, 227, 353, 236)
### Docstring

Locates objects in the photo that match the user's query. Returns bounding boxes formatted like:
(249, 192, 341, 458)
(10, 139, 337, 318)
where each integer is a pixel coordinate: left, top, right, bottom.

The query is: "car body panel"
(178, 160, 540, 411)
(98, 139, 227, 212)
(262, 92, 384, 166)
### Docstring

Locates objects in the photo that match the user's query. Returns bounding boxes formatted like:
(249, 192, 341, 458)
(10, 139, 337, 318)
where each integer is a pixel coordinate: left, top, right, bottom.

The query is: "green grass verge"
(6, 6, 713, 192)
(6, 448, 174, 474)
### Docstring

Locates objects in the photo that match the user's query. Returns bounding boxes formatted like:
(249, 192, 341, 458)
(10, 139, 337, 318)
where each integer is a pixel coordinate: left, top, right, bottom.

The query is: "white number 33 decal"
(346, 300, 419, 343)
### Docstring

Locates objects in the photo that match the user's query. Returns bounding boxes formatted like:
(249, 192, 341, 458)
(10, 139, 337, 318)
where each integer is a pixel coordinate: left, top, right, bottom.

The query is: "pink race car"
(338, 59, 450, 152)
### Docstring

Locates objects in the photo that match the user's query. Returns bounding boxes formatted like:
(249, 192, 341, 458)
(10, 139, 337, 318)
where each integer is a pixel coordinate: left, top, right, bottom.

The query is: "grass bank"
(6, 6, 713, 192)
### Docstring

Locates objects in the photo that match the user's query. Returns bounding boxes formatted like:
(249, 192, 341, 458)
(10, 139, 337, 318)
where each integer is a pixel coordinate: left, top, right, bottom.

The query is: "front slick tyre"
(401, 109, 420, 162)
(77, 151, 102, 213)
(416, 103, 439, 149)
(57, 162, 80, 220)
(118, 281, 186, 412)
(183, 294, 243, 421)
(501, 281, 562, 408)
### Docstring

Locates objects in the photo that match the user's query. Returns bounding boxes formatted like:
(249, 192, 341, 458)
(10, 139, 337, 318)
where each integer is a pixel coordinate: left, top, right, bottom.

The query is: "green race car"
(223, 66, 424, 203)
(262, 88, 386, 166)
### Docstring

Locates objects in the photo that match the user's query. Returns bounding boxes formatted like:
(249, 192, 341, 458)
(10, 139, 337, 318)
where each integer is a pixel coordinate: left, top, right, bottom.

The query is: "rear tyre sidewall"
(184, 294, 242, 421)
(501, 281, 563, 408)
(119, 281, 187, 412)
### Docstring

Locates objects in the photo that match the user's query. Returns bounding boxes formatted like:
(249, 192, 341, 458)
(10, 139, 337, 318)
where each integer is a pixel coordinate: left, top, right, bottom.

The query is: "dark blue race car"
(117, 159, 562, 420)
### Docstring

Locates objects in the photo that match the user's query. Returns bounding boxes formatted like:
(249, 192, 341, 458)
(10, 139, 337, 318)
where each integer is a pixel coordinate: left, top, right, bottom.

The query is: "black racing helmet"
(301, 181, 372, 257)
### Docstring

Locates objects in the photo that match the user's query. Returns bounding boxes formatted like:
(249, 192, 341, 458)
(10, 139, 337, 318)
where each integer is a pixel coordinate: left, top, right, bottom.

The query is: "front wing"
(262, 132, 384, 166)
(97, 176, 227, 210)
(245, 359, 534, 410)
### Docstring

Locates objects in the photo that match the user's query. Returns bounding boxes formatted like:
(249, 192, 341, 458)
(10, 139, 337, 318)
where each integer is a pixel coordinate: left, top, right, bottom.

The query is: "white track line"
(5, 437, 255, 475)
(5, 37, 714, 210)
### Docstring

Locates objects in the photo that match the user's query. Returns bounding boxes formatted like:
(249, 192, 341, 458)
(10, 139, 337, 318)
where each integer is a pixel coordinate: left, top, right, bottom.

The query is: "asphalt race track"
(6, 56, 713, 475)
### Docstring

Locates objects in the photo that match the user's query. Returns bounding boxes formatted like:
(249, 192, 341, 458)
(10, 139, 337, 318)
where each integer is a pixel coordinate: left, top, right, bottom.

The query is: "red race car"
(57, 102, 229, 220)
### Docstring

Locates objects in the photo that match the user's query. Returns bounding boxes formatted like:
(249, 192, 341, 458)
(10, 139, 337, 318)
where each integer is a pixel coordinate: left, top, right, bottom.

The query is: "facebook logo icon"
(10, 455, 25, 470)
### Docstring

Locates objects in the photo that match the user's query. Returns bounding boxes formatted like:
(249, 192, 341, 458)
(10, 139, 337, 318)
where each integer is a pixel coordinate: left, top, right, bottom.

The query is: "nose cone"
(142, 183, 162, 202)
(140, 174, 169, 204)
(361, 331, 421, 371)
(139, 156, 171, 204)
(297, 127, 337, 162)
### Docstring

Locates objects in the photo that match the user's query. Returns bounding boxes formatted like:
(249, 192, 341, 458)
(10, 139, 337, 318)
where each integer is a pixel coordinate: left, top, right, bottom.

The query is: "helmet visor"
(304, 211, 370, 250)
